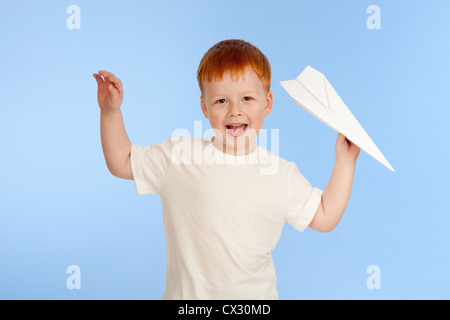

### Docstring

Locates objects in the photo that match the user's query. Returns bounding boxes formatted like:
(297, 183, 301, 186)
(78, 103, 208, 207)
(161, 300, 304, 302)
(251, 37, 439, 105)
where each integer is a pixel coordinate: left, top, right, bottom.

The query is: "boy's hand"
(93, 70, 124, 112)
(335, 132, 360, 165)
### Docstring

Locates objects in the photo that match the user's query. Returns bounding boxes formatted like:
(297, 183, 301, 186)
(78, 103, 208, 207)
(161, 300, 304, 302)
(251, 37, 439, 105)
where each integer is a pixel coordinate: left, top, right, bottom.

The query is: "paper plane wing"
(280, 65, 394, 172)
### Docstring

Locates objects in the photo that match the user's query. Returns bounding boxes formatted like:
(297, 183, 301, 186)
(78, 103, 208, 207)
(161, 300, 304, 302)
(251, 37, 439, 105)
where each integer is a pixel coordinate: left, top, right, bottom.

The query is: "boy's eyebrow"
(241, 91, 258, 96)
(208, 91, 259, 99)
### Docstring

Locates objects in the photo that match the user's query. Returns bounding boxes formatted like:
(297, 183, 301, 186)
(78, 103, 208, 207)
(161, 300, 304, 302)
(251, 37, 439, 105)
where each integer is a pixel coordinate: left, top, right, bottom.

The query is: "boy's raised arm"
(94, 70, 133, 180)
(309, 133, 360, 233)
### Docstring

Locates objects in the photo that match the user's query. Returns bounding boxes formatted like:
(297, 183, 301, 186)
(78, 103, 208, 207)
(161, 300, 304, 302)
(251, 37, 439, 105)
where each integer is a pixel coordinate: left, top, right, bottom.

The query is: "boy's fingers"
(99, 70, 118, 84)
(99, 70, 122, 89)
(97, 70, 123, 97)
(104, 76, 123, 96)
(93, 73, 104, 84)
(107, 76, 122, 87)
(98, 70, 114, 78)
(108, 83, 120, 96)
(111, 78, 123, 96)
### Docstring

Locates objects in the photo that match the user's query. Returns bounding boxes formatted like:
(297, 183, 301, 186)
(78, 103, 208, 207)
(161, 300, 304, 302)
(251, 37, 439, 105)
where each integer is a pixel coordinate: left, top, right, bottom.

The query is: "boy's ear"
(200, 96, 209, 119)
(264, 91, 273, 117)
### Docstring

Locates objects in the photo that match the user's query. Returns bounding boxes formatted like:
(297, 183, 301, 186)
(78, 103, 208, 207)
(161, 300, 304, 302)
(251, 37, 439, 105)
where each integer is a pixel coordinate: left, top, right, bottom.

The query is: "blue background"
(1, 0, 449, 299)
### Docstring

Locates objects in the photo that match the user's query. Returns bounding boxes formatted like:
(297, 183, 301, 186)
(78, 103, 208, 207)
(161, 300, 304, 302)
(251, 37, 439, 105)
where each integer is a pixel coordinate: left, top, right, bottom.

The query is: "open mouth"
(226, 124, 248, 137)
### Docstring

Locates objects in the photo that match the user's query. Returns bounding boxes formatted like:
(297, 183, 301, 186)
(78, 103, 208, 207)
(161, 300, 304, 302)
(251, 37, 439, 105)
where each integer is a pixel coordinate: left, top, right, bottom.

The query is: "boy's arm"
(309, 133, 360, 233)
(94, 70, 133, 180)
(101, 110, 133, 180)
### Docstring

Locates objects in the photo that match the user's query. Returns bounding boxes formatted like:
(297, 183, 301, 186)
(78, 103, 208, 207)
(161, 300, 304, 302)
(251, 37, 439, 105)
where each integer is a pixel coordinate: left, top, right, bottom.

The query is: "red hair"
(197, 39, 271, 94)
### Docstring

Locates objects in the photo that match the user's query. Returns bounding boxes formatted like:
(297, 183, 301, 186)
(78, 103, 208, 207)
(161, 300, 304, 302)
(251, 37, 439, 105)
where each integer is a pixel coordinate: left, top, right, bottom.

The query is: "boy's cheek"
(209, 117, 225, 129)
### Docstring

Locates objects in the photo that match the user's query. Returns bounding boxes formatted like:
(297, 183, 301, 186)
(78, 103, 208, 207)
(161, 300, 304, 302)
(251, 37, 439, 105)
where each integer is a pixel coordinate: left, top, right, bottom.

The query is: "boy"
(93, 39, 360, 300)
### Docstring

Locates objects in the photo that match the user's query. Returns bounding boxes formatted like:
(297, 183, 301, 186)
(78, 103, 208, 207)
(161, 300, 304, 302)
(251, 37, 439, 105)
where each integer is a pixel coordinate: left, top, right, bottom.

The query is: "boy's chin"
(210, 127, 259, 153)
(217, 135, 257, 155)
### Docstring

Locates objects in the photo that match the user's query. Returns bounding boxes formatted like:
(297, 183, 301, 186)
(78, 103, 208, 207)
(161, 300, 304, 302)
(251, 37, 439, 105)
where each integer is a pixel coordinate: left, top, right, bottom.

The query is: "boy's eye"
(216, 99, 227, 104)
(243, 97, 253, 101)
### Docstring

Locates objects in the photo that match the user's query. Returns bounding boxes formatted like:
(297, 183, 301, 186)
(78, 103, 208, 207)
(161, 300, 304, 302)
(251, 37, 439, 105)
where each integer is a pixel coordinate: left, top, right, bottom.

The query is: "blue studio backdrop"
(1, 0, 449, 299)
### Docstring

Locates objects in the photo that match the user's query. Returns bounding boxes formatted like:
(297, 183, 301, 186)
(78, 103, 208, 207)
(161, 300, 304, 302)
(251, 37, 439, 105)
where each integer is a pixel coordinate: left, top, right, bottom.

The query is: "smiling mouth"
(226, 124, 248, 137)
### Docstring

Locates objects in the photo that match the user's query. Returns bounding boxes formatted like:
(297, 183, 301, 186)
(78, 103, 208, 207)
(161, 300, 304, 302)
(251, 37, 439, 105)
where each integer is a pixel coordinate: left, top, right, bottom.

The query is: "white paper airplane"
(280, 65, 394, 172)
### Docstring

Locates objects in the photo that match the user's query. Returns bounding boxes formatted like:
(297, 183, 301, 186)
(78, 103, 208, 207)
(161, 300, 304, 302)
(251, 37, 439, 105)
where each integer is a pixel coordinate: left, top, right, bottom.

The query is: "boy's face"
(200, 66, 273, 155)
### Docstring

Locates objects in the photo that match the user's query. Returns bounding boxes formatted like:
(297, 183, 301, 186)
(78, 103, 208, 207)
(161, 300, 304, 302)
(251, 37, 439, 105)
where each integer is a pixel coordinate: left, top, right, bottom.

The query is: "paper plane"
(280, 65, 394, 172)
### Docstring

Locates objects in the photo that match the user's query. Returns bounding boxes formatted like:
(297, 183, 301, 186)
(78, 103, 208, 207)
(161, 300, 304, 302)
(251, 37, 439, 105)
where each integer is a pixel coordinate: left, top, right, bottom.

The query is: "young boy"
(93, 39, 360, 300)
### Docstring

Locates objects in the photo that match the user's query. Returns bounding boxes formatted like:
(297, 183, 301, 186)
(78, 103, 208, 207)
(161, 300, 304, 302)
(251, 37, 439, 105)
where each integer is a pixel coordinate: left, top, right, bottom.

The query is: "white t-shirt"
(130, 136, 323, 300)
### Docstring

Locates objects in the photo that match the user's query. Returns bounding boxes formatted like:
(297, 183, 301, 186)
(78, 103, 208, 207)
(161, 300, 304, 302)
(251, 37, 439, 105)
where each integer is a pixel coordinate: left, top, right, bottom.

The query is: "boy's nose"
(227, 101, 243, 117)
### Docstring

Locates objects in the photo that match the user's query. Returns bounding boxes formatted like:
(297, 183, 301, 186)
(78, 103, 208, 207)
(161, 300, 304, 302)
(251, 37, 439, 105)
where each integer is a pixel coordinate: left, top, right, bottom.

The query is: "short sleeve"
(130, 138, 174, 196)
(285, 162, 323, 232)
